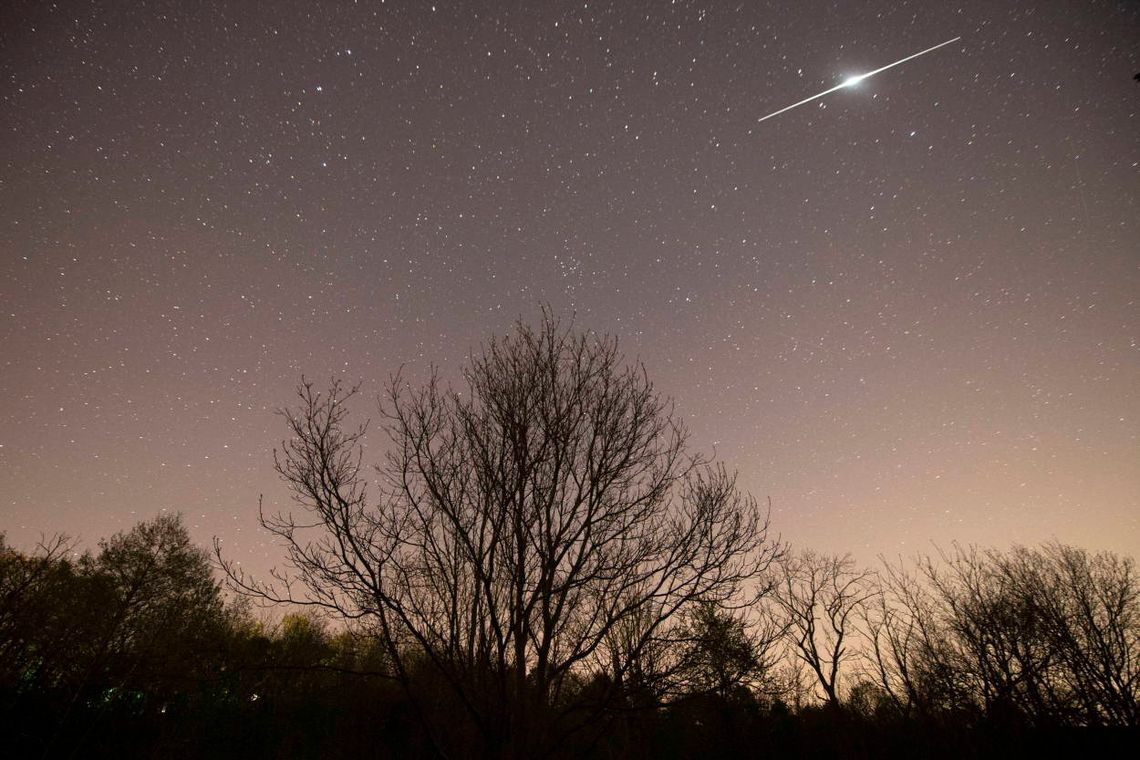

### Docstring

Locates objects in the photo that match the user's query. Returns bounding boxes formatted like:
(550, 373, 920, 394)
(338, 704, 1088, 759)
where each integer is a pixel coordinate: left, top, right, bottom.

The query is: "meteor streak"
(757, 36, 961, 123)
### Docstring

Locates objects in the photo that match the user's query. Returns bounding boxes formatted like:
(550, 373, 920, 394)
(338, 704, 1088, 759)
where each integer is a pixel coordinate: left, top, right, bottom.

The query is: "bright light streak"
(757, 36, 961, 123)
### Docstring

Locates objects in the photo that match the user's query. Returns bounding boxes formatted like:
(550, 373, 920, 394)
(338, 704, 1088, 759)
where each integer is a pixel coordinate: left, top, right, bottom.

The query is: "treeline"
(0, 516, 404, 757)
(1, 517, 1136, 758)
(4, 315, 1137, 757)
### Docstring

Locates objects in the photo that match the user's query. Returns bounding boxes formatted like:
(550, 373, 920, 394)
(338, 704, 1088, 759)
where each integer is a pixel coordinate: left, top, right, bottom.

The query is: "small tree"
(861, 559, 932, 717)
(674, 601, 778, 702)
(772, 550, 875, 707)
(220, 312, 781, 757)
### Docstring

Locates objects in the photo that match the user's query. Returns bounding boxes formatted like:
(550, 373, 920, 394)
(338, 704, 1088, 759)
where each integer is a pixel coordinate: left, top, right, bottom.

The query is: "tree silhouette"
(771, 550, 876, 707)
(915, 543, 1139, 727)
(864, 543, 1140, 729)
(674, 600, 778, 701)
(219, 311, 781, 757)
(0, 533, 80, 698)
(2, 515, 232, 756)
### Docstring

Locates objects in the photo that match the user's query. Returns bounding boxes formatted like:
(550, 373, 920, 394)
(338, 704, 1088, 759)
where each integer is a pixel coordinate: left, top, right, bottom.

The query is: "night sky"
(2, 1, 1137, 573)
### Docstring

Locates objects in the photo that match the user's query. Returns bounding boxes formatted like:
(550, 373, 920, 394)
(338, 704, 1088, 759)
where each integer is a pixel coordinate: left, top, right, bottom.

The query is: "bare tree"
(913, 543, 1139, 727)
(861, 559, 935, 717)
(218, 312, 780, 757)
(1023, 543, 1139, 726)
(772, 550, 875, 707)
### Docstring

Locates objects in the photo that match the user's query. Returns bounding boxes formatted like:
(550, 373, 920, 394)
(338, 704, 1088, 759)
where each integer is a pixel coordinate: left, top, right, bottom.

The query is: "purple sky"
(2, 0, 1137, 574)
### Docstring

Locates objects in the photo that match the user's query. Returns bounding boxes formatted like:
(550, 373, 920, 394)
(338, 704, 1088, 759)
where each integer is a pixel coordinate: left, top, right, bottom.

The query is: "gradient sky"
(2, 0, 1137, 574)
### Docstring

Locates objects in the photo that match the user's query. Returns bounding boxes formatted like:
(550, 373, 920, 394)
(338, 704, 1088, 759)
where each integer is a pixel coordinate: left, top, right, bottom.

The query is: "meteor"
(757, 36, 961, 123)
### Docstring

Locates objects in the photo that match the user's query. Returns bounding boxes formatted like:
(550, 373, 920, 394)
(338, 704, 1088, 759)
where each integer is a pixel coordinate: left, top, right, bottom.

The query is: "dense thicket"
(2, 520, 1135, 757)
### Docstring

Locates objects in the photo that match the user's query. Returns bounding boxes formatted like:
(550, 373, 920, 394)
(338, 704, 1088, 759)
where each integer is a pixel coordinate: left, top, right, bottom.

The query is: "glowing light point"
(757, 36, 961, 123)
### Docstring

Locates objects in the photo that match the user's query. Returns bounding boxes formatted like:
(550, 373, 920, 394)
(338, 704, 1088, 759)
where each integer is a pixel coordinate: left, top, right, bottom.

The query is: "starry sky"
(2, 0, 1138, 572)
